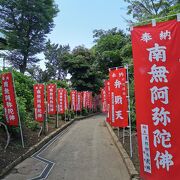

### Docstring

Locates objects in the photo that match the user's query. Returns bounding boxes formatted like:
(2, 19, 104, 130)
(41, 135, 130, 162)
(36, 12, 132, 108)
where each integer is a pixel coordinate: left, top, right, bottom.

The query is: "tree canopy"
(125, 0, 179, 21)
(0, 0, 59, 73)
(92, 28, 131, 76)
(61, 45, 103, 93)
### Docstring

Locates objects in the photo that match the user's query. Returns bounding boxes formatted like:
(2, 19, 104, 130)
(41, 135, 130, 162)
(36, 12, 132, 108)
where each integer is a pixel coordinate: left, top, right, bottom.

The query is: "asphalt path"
(4, 115, 130, 180)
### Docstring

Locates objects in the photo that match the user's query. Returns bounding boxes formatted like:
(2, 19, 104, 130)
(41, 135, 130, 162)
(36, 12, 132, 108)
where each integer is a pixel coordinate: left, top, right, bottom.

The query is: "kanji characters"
(115, 96, 122, 104)
(141, 32, 152, 43)
(115, 110, 123, 120)
(152, 107, 170, 126)
(2, 73, 19, 126)
(160, 30, 171, 40)
(154, 150, 174, 171)
(141, 124, 152, 173)
(150, 86, 169, 104)
(114, 79, 121, 88)
(34, 84, 45, 121)
(147, 43, 166, 62)
(148, 64, 169, 83)
(153, 129, 171, 148)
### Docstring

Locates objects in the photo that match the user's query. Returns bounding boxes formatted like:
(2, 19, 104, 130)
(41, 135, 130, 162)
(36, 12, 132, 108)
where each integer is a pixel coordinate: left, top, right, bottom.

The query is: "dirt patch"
(0, 118, 66, 175)
(114, 128, 140, 173)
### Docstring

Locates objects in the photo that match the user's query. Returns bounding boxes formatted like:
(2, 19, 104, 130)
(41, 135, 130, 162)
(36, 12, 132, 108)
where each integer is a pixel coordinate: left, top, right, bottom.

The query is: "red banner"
(57, 88, 65, 114)
(131, 19, 180, 180)
(109, 68, 128, 127)
(47, 84, 57, 115)
(83, 91, 87, 109)
(64, 89, 68, 111)
(80, 92, 83, 110)
(34, 84, 45, 122)
(86, 91, 90, 109)
(89, 92, 93, 109)
(104, 80, 110, 123)
(70, 90, 77, 111)
(77, 92, 82, 111)
(2, 73, 19, 126)
(101, 88, 107, 112)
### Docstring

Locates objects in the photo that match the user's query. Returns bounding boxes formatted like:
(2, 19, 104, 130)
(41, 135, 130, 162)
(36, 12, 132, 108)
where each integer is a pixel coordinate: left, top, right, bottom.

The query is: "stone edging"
(0, 113, 98, 178)
(105, 120, 140, 180)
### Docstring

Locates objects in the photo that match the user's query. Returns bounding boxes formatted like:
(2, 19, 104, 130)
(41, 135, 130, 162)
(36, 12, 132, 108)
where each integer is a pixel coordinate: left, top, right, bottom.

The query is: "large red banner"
(109, 68, 128, 127)
(47, 84, 57, 115)
(2, 73, 19, 126)
(131, 19, 180, 180)
(57, 88, 65, 114)
(70, 90, 77, 111)
(34, 84, 45, 122)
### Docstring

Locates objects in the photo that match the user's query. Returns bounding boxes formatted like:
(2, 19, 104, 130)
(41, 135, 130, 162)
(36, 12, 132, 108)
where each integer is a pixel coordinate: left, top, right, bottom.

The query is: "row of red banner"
(101, 67, 129, 128)
(34, 84, 94, 122)
(1, 73, 96, 126)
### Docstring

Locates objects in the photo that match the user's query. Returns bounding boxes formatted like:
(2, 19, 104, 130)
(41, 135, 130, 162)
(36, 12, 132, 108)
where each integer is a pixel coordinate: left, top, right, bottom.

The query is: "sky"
(48, 0, 131, 50)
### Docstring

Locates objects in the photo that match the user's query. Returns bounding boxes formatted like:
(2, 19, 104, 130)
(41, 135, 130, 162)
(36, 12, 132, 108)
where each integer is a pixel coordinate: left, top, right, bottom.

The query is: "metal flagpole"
(125, 64, 133, 158)
(11, 70, 24, 148)
(56, 111, 58, 128)
(117, 127, 120, 138)
(123, 128, 125, 144)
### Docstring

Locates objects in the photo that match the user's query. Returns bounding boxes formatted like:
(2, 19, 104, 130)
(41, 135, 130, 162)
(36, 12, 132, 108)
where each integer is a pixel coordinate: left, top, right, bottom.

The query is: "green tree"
(125, 0, 179, 21)
(62, 45, 103, 93)
(0, 0, 59, 73)
(44, 40, 70, 80)
(92, 28, 130, 76)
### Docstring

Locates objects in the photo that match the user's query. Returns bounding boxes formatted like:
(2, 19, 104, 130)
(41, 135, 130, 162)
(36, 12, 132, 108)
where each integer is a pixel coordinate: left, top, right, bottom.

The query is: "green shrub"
(0, 69, 36, 133)
(82, 108, 88, 116)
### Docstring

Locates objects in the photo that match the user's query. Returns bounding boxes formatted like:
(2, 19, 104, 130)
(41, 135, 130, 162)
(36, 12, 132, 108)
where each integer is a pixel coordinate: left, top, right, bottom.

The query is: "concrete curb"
(105, 121, 140, 180)
(0, 113, 98, 178)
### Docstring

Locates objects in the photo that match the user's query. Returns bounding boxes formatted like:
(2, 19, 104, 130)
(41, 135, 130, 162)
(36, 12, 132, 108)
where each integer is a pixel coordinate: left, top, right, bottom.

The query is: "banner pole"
(117, 127, 120, 138)
(56, 111, 58, 128)
(126, 64, 133, 158)
(12, 71, 24, 148)
(18, 114, 24, 148)
(123, 128, 125, 144)
(65, 111, 66, 122)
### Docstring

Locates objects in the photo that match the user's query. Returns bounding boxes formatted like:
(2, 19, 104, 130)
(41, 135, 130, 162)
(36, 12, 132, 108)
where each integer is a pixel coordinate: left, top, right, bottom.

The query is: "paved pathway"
(4, 115, 130, 180)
